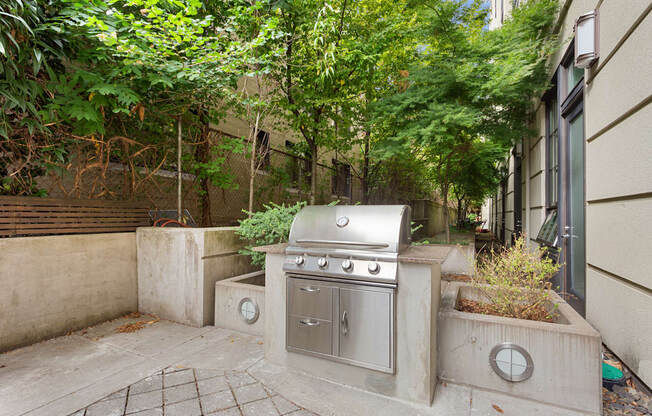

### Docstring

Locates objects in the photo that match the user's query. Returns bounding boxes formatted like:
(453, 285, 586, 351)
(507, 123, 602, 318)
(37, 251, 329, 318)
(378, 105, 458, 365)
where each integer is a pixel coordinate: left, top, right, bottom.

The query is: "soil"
(456, 298, 555, 323)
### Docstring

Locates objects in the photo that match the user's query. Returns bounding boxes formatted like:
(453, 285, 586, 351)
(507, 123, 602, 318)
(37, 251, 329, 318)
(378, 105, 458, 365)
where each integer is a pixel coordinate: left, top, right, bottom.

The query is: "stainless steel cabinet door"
(339, 286, 393, 370)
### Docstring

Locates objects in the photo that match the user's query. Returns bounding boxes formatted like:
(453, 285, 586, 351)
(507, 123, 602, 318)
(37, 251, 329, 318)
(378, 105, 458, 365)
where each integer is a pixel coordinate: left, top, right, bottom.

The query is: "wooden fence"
(0, 196, 151, 237)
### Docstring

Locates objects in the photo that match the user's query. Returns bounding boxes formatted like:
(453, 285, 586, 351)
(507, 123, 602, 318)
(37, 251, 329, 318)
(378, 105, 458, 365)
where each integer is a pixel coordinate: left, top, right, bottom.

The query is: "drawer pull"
(299, 319, 320, 327)
(299, 286, 320, 293)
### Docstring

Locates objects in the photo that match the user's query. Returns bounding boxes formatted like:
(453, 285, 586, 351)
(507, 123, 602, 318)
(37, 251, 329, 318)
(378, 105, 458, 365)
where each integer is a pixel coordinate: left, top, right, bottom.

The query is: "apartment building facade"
(486, 0, 652, 386)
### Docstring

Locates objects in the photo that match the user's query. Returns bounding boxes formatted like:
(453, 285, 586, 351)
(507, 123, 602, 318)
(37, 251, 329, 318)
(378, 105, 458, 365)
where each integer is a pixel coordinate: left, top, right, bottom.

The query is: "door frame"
(558, 44, 586, 315)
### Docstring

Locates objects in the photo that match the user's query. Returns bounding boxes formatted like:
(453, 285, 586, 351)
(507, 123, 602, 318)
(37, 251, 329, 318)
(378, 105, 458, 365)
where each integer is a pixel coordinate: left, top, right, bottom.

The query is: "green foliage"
(236, 201, 306, 267)
(472, 236, 562, 321)
(187, 136, 246, 194)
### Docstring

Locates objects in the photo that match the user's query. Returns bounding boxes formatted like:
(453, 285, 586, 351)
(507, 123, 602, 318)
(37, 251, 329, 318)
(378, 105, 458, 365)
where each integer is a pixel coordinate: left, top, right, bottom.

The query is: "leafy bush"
(468, 236, 562, 322)
(236, 202, 306, 268)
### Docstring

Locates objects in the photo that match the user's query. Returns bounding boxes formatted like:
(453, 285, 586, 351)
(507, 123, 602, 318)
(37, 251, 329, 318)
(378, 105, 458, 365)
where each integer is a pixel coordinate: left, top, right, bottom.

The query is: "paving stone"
(126, 390, 162, 414)
(68, 410, 85, 416)
(198, 376, 230, 396)
(242, 398, 280, 416)
(164, 368, 195, 387)
(226, 371, 256, 388)
(130, 375, 163, 395)
(164, 382, 198, 404)
(200, 390, 237, 413)
(233, 383, 267, 404)
(86, 397, 126, 416)
(130, 408, 163, 416)
(272, 395, 299, 415)
(101, 388, 128, 401)
(164, 366, 187, 374)
(263, 385, 277, 397)
(286, 410, 316, 416)
(207, 406, 241, 416)
(164, 397, 202, 416)
(196, 369, 224, 381)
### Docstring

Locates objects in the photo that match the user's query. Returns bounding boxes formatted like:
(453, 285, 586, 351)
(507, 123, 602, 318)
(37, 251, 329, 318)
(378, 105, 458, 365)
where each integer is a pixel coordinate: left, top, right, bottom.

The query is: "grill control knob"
(295, 256, 305, 265)
(317, 257, 328, 268)
(342, 259, 353, 271)
(368, 262, 380, 274)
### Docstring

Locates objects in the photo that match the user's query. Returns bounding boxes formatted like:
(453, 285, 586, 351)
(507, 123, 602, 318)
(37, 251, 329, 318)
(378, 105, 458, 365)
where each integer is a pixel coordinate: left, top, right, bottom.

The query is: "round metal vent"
(489, 343, 534, 382)
(238, 297, 259, 324)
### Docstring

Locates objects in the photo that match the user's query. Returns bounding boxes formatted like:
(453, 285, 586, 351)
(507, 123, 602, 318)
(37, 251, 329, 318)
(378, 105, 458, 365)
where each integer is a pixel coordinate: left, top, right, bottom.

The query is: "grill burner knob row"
(317, 257, 328, 268)
(341, 259, 353, 271)
(294, 256, 304, 265)
(368, 262, 380, 274)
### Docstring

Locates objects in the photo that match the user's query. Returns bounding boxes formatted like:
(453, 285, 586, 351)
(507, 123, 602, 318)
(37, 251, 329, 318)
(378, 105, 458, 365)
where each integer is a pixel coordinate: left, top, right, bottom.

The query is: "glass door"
(566, 111, 585, 303)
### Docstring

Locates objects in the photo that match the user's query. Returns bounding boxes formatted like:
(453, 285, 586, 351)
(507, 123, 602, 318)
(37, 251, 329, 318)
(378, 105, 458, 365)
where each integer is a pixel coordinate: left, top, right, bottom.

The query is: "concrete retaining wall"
(0, 233, 138, 352)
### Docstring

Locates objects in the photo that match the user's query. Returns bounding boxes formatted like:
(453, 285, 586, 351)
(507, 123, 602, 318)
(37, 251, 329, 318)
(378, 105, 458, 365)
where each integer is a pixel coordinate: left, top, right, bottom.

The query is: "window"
(566, 64, 584, 94)
(512, 0, 520, 8)
(536, 210, 558, 247)
(546, 97, 559, 208)
(285, 141, 311, 188)
(254, 130, 270, 170)
(332, 159, 352, 198)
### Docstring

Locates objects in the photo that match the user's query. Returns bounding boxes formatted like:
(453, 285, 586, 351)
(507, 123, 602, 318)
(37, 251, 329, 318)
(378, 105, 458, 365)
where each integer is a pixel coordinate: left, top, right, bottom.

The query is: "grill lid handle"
(295, 239, 389, 249)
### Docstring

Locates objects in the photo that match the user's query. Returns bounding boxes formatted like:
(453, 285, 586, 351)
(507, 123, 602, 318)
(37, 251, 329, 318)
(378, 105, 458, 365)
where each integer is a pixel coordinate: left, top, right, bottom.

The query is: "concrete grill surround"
(256, 243, 451, 405)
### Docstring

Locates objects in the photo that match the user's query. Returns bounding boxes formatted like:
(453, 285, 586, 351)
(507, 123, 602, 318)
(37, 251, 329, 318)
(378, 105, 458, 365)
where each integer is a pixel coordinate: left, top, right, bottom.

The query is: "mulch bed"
(603, 349, 652, 416)
(456, 298, 554, 323)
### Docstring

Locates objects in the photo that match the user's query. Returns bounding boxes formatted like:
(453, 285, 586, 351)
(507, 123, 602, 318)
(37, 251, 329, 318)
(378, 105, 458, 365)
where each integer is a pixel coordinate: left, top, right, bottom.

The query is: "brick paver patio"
(69, 367, 315, 416)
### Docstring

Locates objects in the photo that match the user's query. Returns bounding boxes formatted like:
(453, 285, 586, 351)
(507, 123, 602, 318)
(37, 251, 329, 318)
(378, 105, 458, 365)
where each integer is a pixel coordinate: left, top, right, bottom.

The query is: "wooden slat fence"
(0, 196, 151, 237)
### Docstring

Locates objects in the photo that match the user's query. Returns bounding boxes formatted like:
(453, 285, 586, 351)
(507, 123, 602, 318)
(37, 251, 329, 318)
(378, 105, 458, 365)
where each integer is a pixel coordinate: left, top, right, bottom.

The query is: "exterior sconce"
(574, 10, 599, 68)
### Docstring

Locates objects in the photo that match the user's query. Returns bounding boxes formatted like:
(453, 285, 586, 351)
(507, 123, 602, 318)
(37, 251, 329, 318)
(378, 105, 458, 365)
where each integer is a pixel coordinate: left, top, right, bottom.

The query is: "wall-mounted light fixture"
(574, 10, 599, 68)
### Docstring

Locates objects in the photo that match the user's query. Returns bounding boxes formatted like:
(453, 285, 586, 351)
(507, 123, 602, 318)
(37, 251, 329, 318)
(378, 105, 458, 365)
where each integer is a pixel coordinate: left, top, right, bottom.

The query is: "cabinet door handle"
(299, 319, 320, 327)
(299, 286, 320, 293)
(341, 310, 348, 336)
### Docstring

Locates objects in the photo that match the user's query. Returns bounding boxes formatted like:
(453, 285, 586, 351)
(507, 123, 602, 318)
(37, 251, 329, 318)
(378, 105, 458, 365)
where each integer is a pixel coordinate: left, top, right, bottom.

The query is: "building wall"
(0, 233, 138, 352)
(488, 0, 652, 385)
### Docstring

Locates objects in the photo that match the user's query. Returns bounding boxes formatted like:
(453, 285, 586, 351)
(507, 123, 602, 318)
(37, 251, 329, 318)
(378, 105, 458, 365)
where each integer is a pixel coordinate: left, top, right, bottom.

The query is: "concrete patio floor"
(0, 316, 591, 416)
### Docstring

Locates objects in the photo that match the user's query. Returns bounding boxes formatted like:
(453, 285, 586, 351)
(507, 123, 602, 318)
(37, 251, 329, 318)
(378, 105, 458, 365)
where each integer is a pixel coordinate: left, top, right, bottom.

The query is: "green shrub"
(469, 236, 562, 321)
(236, 201, 306, 268)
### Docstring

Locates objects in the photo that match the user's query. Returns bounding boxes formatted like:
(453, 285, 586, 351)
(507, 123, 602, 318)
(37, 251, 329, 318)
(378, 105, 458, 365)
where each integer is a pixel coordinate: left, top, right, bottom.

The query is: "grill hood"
(287, 205, 411, 257)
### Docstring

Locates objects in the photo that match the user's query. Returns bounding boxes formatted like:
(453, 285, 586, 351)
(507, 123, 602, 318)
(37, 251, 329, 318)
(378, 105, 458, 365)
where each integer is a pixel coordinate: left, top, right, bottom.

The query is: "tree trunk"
(196, 119, 212, 227)
(177, 117, 182, 222)
(310, 142, 318, 205)
(248, 112, 261, 216)
(362, 130, 370, 204)
(443, 185, 450, 243)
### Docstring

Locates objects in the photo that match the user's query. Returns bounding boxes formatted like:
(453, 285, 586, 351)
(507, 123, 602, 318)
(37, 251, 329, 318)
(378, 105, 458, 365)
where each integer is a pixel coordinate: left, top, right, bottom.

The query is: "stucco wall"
(0, 233, 138, 352)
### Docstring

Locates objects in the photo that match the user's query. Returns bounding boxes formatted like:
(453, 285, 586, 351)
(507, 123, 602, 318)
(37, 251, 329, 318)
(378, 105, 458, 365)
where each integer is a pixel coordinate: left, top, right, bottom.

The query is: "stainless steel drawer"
(287, 278, 333, 320)
(287, 316, 333, 355)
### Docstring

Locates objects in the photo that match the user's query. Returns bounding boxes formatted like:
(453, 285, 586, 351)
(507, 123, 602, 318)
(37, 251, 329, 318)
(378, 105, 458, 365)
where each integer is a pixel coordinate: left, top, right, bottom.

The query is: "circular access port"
(238, 297, 260, 324)
(489, 343, 534, 382)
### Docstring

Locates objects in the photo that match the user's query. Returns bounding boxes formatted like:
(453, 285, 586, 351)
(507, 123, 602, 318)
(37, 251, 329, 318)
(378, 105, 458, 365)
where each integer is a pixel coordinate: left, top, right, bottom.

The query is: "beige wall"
(0, 233, 138, 352)
(488, 0, 652, 385)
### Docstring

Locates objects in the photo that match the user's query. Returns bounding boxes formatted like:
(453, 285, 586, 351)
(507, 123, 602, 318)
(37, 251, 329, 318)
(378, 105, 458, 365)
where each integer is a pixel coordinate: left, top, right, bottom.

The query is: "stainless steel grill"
(283, 205, 411, 286)
(283, 205, 411, 374)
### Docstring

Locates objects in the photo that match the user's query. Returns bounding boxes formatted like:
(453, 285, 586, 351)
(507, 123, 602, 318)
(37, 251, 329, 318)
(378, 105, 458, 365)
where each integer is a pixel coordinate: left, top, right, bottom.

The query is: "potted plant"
(438, 236, 602, 415)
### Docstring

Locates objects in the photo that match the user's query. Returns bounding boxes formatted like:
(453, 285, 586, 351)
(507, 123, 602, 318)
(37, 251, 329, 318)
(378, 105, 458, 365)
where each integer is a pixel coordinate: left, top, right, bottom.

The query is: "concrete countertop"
(252, 243, 450, 264)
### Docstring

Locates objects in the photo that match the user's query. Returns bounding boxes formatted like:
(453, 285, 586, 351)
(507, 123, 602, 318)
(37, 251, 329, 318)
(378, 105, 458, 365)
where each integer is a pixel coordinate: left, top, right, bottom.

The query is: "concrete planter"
(214, 271, 265, 336)
(137, 227, 258, 327)
(438, 282, 602, 415)
(440, 242, 474, 276)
